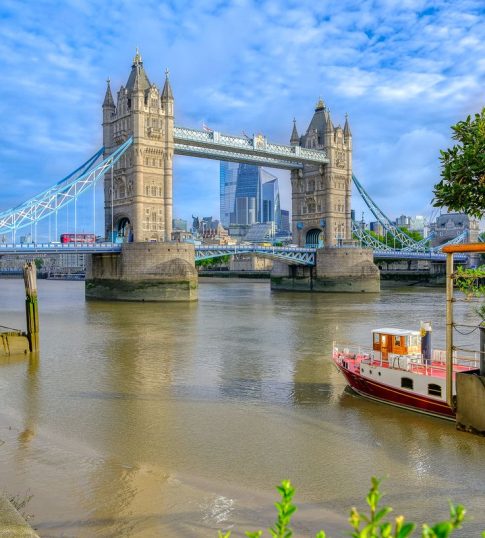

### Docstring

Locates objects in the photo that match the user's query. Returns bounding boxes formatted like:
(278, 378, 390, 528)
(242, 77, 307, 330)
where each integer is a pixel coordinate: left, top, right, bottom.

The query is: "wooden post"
(445, 252, 454, 408)
(23, 262, 39, 352)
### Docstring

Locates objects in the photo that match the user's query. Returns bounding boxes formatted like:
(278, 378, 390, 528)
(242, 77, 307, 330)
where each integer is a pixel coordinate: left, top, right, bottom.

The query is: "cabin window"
(394, 335, 401, 346)
(428, 384, 442, 397)
(401, 377, 413, 390)
(373, 333, 379, 344)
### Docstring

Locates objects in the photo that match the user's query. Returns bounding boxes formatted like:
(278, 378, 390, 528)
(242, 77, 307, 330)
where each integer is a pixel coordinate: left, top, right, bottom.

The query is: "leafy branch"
(218, 478, 475, 538)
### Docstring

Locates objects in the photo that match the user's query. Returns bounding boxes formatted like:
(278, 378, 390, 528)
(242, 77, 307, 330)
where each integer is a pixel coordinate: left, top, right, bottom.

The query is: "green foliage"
(433, 108, 485, 218)
(196, 254, 231, 268)
(218, 478, 473, 538)
(33, 258, 44, 270)
(366, 228, 423, 250)
(454, 265, 485, 321)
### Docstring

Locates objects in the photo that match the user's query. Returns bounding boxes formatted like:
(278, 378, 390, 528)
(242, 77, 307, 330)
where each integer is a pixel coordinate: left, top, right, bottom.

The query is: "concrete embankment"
(0, 494, 39, 537)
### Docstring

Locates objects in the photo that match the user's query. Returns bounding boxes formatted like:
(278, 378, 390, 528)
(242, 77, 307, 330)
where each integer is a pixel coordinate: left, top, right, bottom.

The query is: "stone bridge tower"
(102, 50, 174, 242)
(290, 99, 352, 247)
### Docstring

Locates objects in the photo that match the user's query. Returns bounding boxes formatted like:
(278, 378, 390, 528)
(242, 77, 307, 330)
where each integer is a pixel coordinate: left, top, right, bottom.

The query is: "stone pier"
(271, 247, 380, 292)
(85, 242, 198, 301)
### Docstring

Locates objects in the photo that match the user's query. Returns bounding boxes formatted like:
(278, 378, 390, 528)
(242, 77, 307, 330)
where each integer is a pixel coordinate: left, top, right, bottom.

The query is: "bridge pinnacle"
(133, 47, 142, 66)
(162, 68, 174, 100)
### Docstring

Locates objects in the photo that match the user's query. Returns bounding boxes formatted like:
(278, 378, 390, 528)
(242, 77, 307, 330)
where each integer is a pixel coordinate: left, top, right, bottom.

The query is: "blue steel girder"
(352, 174, 420, 249)
(373, 249, 468, 262)
(173, 126, 328, 169)
(0, 242, 121, 254)
(351, 221, 394, 250)
(0, 138, 133, 236)
(195, 245, 316, 265)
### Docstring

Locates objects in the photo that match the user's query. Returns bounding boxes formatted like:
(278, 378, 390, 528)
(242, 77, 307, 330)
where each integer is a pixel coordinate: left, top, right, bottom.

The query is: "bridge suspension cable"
(0, 137, 133, 240)
(352, 173, 421, 249)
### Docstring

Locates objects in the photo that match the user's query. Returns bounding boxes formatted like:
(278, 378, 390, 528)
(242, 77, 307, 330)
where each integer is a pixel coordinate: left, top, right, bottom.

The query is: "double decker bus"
(60, 233, 96, 244)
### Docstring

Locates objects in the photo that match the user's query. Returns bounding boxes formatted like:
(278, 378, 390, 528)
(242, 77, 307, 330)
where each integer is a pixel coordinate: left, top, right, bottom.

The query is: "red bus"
(60, 233, 96, 244)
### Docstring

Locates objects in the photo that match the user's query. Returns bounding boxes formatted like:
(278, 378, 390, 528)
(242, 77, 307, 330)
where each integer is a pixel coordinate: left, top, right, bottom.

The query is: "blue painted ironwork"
(1, 241, 468, 264)
(352, 174, 420, 249)
(0, 137, 133, 238)
(195, 244, 316, 265)
(174, 127, 328, 169)
(0, 242, 121, 254)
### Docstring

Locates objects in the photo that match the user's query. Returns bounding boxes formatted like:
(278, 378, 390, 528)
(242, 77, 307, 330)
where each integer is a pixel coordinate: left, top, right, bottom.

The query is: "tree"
(433, 108, 485, 219)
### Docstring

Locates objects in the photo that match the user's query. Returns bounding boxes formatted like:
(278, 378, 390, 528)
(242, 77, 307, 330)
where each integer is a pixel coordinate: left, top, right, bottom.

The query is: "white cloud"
(0, 0, 484, 236)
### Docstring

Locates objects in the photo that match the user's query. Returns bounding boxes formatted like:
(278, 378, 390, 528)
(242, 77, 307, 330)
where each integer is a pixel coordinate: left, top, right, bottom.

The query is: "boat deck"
(333, 348, 478, 378)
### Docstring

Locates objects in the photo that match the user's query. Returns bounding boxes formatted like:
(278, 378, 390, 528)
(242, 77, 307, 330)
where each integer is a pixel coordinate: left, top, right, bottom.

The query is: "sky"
(0, 0, 484, 239)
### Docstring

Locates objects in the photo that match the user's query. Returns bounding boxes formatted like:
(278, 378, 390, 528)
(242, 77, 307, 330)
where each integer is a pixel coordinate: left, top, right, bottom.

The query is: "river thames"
(1, 278, 484, 537)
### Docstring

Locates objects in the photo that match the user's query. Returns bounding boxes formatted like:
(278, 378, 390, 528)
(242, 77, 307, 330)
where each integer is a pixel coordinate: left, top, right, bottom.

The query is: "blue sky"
(0, 0, 484, 238)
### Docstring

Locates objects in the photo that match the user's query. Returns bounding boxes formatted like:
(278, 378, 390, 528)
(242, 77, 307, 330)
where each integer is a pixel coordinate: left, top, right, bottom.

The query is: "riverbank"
(0, 405, 346, 537)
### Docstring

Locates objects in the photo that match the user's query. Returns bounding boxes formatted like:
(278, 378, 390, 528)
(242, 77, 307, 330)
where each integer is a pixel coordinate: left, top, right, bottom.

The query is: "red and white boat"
(333, 325, 479, 420)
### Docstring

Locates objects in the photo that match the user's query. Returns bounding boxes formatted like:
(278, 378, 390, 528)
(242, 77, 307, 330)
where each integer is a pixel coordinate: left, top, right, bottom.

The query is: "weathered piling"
(23, 262, 39, 353)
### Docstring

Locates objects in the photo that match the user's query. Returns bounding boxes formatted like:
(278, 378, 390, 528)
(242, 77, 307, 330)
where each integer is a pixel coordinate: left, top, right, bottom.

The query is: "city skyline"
(0, 1, 484, 235)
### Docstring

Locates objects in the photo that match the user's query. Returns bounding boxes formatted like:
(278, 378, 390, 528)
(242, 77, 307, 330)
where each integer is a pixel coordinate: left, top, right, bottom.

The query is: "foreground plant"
(218, 477, 479, 537)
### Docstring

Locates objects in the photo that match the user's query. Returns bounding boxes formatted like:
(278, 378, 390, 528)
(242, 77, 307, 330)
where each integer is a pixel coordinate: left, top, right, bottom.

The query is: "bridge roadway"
(0, 243, 467, 263)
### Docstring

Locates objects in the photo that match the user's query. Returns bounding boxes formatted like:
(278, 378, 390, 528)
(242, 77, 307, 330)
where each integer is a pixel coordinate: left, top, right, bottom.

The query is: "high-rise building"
(219, 162, 239, 227)
(261, 171, 281, 229)
(220, 162, 283, 230)
(280, 210, 290, 233)
(234, 163, 261, 225)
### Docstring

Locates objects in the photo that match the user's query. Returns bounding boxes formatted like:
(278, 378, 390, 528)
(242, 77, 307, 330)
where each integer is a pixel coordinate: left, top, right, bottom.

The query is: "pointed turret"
(161, 68, 174, 101)
(290, 118, 299, 145)
(301, 97, 334, 148)
(103, 78, 115, 109)
(343, 113, 352, 138)
(126, 48, 151, 94)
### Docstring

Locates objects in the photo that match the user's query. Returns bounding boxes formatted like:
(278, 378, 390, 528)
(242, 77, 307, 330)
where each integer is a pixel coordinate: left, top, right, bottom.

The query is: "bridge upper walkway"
(173, 127, 328, 169)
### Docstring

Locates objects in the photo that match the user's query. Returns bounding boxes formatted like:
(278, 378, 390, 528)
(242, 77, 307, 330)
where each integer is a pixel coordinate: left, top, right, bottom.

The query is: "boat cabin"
(372, 328, 421, 360)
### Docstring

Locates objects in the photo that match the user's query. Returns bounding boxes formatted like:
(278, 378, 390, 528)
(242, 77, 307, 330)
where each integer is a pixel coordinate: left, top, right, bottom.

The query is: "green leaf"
(396, 522, 415, 538)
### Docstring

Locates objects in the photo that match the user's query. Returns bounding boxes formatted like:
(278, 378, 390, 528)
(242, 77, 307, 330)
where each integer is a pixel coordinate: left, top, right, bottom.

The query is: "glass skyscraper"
(219, 162, 283, 229)
(219, 162, 239, 227)
(261, 173, 281, 229)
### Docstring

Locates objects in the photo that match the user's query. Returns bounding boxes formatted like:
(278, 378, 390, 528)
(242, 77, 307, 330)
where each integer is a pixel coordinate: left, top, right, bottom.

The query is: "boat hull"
(337, 364, 455, 421)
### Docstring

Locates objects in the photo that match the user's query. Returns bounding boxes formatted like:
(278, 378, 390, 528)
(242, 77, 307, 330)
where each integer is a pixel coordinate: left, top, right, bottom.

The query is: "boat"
(332, 324, 479, 420)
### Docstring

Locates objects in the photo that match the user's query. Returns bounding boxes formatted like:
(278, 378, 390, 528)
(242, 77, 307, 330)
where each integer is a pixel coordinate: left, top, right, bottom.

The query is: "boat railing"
(333, 342, 479, 374)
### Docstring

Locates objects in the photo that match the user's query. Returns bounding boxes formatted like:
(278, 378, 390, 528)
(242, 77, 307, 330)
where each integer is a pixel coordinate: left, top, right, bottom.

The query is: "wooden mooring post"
(23, 262, 39, 353)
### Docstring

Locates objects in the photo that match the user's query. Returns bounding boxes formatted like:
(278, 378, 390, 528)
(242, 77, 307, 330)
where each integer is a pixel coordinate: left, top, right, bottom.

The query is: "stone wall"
(456, 371, 485, 435)
(271, 247, 380, 293)
(85, 242, 197, 301)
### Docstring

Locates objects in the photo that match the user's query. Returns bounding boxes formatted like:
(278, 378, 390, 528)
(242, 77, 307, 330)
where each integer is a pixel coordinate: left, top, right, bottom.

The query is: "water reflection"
(1, 280, 485, 536)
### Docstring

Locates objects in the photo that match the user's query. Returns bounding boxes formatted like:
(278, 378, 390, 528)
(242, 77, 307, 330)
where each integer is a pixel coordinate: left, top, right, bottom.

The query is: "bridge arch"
(305, 228, 324, 248)
(116, 216, 133, 242)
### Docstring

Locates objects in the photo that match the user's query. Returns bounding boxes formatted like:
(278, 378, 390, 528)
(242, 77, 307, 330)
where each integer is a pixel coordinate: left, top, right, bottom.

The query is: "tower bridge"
(0, 50, 468, 300)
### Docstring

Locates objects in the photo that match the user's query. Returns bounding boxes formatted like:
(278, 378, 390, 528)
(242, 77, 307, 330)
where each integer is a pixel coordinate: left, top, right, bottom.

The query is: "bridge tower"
(102, 49, 174, 242)
(270, 98, 379, 292)
(290, 99, 352, 247)
(86, 51, 197, 302)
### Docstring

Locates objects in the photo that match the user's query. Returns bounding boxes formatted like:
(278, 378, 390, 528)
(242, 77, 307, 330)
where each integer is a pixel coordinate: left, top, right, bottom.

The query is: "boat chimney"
(420, 321, 432, 365)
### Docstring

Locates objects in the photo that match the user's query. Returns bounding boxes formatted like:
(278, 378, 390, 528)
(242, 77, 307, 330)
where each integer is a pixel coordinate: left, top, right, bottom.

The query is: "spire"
(290, 118, 299, 145)
(103, 78, 115, 108)
(133, 47, 142, 67)
(161, 68, 173, 100)
(126, 48, 151, 93)
(344, 113, 352, 137)
(315, 97, 325, 111)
